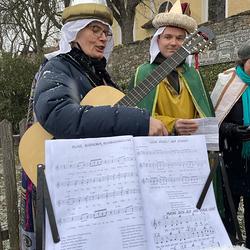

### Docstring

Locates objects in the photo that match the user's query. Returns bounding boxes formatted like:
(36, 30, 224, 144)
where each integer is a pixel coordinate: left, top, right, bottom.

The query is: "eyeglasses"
(88, 25, 113, 40)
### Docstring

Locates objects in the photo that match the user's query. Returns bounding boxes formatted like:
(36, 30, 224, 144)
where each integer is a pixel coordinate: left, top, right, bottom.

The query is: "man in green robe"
(130, 0, 214, 134)
(130, 0, 224, 218)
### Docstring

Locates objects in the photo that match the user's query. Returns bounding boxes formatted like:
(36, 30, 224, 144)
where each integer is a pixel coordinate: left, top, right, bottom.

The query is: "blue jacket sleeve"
(34, 58, 150, 139)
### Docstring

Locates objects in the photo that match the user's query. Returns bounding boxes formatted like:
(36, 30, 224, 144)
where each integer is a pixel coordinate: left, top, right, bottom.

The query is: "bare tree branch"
(106, 0, 145, 44)
(1, 0, 61, 53)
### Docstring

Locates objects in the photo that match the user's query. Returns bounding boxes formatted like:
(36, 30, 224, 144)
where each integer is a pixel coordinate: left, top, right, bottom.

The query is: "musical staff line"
(141, 175, 206, 186)
(57, 188, 140, 206)
(55, 156, 135, 170)
(139, 160, 206, 170)
(58, 205, 143, 225)
(137, 148, 196, 156)
(56, 172, 136, 188)
(151, 211, 218, 249)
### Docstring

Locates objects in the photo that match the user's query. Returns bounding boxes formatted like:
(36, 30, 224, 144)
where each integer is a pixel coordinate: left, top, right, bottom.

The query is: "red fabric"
(194, 53, 199, 69)
(25, 179, 33, 230)
(181, 3, 191, 16)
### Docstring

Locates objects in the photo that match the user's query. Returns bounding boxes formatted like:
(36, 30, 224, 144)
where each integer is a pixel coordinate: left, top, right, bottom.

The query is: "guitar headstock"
(183, 26, 215, 54)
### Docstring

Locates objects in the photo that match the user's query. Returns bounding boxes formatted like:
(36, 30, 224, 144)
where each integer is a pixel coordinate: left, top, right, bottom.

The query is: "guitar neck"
(116, 47, 189, 107)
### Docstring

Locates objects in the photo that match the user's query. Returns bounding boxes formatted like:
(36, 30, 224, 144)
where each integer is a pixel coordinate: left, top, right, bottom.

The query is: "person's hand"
(148, 117, 168, 136)
(174, 119, 198, 135)
(222, 123, 250, 141)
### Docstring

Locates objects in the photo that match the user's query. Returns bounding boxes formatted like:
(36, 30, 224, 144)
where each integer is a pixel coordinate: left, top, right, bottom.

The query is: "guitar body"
(80, 85, 125, 106)
(19, 86, 125, 186)
(19, 123, 53, 186)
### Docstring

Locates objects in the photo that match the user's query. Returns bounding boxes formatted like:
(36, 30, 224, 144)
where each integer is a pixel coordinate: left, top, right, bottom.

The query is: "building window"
(158, 1, 173, 13)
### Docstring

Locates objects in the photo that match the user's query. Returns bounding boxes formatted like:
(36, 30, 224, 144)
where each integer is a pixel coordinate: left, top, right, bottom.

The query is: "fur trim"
(152, 12, 197, 33)
(62, 3, 113, 25)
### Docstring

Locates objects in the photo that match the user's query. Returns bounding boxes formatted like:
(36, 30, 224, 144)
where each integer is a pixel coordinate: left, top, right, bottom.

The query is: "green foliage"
(199, 62, 235, 91)
(0, 53, 42, 132)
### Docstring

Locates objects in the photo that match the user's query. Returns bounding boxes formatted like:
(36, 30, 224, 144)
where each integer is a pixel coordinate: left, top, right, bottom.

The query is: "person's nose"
(99, 31, 108, 41)
(169, 37, 178, 46)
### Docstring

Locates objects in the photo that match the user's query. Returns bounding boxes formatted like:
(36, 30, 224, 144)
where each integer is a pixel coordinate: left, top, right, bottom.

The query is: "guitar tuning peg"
(193, 46, 198, 52)
(192, 29, 199, 36)
(185, 35, 192, 42)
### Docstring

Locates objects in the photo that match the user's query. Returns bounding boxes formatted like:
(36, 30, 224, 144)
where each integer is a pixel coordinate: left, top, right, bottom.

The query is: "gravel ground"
(0, 148, 246, 249)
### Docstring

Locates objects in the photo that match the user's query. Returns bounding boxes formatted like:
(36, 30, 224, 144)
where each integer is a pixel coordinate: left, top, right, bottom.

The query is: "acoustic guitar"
(19, 26, 215, 186)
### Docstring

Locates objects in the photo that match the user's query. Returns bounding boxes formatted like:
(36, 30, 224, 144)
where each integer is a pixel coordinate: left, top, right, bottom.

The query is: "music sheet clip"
(36, 164, 60, 250)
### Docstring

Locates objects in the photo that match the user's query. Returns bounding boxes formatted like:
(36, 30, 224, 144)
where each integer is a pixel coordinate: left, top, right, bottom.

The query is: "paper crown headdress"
(152, 0, 197, 33)
(62, 0, 113, 25)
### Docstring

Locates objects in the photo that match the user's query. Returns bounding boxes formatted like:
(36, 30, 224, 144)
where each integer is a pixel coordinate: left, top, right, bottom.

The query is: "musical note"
(57, 188, 140, 206)
(151, 211, 220, 249)
(55, 156, 135, 170)
(56, 171, 135, 188)
(58, 205, 143, 225)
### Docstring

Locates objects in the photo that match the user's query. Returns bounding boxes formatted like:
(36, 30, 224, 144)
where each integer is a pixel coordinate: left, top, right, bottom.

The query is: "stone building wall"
(107, 10, 250, 88)
(107, 38, 150, 90)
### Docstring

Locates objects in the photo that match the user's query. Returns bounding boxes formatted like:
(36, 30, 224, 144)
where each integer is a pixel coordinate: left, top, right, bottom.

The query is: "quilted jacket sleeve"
(34, 57, 150, 139)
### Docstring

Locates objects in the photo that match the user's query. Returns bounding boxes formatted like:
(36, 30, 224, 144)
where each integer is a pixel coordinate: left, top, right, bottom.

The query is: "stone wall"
(200, 10, 250, 65)
(107, 10, 250, 88)
(107, 37, 150, 90)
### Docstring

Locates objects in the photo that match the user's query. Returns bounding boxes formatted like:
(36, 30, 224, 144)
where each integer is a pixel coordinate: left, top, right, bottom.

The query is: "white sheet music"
(45, 136, 147, 250)
(45, 135, 231, 250)
(193, 117, 219, 151)
(134, 135, 231, 250)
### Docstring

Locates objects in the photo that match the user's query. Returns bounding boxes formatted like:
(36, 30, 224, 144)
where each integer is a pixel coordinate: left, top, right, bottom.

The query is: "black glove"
(220, 123, 250, 141)
(235, 125, 250, 141)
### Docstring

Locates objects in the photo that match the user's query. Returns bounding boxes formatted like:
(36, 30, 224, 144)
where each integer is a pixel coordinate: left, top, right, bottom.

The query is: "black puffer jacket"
(219, 97, 250, 196)
(34, 49, 150, 139)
